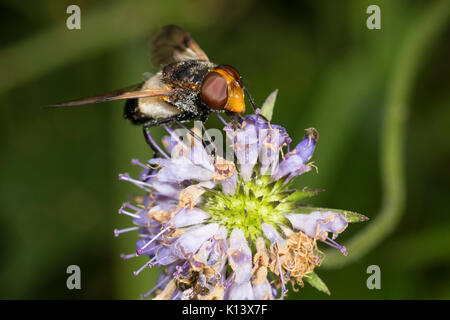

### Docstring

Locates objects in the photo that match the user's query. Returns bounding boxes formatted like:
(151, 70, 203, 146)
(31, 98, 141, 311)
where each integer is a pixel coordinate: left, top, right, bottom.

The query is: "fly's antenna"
(243, 86, 258, 113)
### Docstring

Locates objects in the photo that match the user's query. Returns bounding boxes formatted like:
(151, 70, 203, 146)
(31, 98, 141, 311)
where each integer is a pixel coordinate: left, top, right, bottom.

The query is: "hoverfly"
(46, 25, 256, 152)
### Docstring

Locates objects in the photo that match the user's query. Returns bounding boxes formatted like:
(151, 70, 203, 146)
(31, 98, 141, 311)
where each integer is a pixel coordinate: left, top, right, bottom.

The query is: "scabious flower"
(115, 93, 368, 300)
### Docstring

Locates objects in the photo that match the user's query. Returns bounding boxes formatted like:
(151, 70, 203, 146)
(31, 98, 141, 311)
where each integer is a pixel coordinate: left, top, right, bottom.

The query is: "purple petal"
(162, 135, 178, 155)
(136, 239, 161, 256)
(271, 154, 311, 181)
(153, 246, 177, 266)
(252, 279, 274, 300)
(259, 125, 290, 176)
(225, 281, 254, 300)
(271, 128, 317, 181)
(261, 223, 285, 246)
(220, 172, 237, 195)
(151, 179, 181, 199)
(172, 208, 210, 228)
(171, 223, 219, 259)
(158, 157, 214, 183)
(285, 211, 348, 239)
(228, 228, 252, 283)
(188, 145, 214, 171)
(231, 122, 259, 181)
(291, 128, 318, 163)
(195, 237, 227, 267)
(217, 226, 228, 240)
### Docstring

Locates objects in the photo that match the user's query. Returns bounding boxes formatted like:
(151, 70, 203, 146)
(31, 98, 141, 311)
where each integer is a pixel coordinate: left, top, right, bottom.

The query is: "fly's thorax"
(162, 60, 216, 87)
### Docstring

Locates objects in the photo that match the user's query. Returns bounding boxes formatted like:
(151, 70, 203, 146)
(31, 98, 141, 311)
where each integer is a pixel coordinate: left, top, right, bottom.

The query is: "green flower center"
(201, 175, 292, 242)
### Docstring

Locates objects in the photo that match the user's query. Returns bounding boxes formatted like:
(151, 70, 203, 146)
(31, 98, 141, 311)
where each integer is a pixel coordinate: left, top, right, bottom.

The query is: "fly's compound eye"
(217, 65, 242, 87)
(201, 71, 228, 110)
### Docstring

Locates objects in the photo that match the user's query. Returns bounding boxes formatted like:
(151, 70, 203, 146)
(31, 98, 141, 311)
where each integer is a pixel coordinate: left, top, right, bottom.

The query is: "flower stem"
(323, 0, 450, 268)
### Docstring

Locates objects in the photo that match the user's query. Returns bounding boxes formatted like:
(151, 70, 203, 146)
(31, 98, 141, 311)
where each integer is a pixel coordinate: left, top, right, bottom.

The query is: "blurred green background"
(0, 0, 449, 299)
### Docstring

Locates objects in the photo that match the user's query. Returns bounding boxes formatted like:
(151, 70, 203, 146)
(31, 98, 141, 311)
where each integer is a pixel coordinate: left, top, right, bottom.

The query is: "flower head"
(116, 94, 368, 300)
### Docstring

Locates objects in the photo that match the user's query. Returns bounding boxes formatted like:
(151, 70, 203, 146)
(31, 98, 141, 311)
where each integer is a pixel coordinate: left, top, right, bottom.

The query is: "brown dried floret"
(179, 185, 206, 209)
(153, 279, 177, 300)
(269, 230, 322, 289)
(252, 237, 270, 285)
(147, 209, 171, 223)
(192, 238, 227, 281)
(213, 156, 236, 181)
(165, 227, 186, 239)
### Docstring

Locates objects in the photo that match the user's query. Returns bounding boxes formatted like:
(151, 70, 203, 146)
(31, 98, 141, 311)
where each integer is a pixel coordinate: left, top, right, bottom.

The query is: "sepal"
(305, 272, 330, 295)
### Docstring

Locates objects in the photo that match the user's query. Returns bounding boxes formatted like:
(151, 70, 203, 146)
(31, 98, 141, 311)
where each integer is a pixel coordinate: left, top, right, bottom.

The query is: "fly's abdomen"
(123, 97, 142, 124)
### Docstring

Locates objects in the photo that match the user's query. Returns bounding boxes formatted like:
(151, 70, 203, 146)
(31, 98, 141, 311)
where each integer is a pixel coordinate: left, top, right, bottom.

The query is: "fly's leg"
(141, 117, 179, 159)
(172, 108, 210, 150)
(173, 120, 203, 145)
(199, 121, 218, 161)
(140, 127, 160, 182)
(142, 126, 160, 159)
(141, 112, 213, 159)
(173, 119, 216, 161)
(177, 109, 214, 158)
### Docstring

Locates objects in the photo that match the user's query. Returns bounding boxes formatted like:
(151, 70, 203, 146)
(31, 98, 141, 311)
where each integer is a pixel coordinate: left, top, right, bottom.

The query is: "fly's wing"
(44, 83, 172, 108)
(151, 25, 209, 67)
